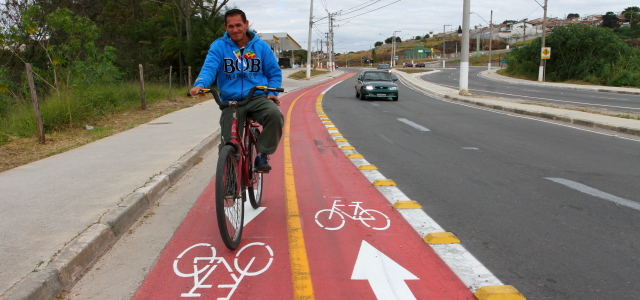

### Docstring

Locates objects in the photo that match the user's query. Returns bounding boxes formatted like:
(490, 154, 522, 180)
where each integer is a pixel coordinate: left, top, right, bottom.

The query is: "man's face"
(225, 14, 249, 44)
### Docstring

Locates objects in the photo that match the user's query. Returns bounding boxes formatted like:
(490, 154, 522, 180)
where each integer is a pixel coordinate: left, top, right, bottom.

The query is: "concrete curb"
(1, 130, 221, 300)
(394, 71, 640, 138)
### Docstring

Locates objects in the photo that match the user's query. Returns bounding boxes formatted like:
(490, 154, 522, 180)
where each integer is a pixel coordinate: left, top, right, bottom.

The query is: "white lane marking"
(397, 118, 430, 132)
(351, 241, 418, 300)
(462, 147, 479, 150)
(545, 177, 640, 211)
(590, 95, 633, 101)
(321, 82, 342, 95)
(371, 103, 380, 106)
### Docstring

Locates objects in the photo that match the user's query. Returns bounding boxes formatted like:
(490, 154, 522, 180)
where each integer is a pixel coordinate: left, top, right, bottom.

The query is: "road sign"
(541, 47, 551, 59)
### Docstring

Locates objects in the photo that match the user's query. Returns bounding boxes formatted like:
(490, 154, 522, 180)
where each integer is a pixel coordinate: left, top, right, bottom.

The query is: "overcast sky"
(227, 0, 638, 53)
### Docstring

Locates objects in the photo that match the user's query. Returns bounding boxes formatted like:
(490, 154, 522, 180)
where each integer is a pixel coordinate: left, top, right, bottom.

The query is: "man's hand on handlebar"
(267, 95, 281, 106)
(189, 86, 205, 96)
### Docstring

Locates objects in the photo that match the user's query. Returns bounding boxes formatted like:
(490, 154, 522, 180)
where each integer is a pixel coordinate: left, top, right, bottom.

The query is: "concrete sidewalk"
(393, 69, 640, 137)
(0, 68, 343, 300)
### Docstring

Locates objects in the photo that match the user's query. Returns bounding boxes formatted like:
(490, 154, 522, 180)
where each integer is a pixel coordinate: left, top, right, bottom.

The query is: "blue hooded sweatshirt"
(194, 31, 282, 102)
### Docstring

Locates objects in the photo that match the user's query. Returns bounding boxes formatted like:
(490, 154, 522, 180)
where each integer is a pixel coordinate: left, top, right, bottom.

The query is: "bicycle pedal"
(256, 170, 269, 174)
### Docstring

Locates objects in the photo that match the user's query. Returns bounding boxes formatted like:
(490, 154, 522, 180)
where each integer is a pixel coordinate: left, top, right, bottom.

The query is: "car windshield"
(363, 72, 392, 81)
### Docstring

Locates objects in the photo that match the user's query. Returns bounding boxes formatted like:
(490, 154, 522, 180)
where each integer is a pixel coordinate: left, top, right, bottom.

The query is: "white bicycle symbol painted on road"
(315, 200, 390, 230)
(173, 242, 273, 299)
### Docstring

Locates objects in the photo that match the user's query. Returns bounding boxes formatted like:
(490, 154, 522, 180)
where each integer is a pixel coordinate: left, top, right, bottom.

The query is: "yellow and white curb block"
(315, 82, 525, 299)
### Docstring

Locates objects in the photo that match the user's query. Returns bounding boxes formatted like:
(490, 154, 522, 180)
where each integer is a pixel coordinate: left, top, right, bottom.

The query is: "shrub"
(505, 24, 640, 86)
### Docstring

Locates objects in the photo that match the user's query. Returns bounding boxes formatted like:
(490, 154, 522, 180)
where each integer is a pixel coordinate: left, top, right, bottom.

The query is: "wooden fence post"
(188, 66, 192, 88)
(139, 64, 146, 110)
(168, 66, 172, 99)
(25, 63, 45, 144)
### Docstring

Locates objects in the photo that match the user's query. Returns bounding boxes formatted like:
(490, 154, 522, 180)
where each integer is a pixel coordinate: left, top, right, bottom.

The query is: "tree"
(375, 41, 383, 47)
(384, 36, 401, 44)
(458, 25, 462, 33)
(371, 49, 376, 62)
(567, 13, 580, 20)
(602, 11, 620, 29)
(423, 33, 430, 39)
(502, 20, 517, 24)
(415, 36, 422, 40)
(623, 6, 640, 28)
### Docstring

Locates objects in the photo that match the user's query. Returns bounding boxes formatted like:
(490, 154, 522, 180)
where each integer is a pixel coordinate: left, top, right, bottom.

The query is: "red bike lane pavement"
(132, 75, 473, 299)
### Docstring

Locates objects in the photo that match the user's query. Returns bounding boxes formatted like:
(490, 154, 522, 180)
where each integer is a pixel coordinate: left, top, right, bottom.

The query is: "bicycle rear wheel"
(216, 145, 245, 250)
(247, 127, 263, 208)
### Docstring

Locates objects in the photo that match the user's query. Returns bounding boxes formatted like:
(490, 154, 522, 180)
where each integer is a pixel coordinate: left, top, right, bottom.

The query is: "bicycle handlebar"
(186, 86, 284, 109)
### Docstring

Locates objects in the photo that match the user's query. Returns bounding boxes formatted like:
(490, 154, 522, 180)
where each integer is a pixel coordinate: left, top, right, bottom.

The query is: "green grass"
(288, 69, 329, 79)
(0, 82, 175, 145)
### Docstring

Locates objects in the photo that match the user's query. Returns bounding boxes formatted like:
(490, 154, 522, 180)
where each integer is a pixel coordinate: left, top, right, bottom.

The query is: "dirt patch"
(0, 96, 209, 173)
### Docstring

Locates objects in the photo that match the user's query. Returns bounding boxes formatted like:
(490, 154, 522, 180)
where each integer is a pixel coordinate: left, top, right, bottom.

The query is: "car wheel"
(392, 95, 398, 101)
(359, 88, 366, 100)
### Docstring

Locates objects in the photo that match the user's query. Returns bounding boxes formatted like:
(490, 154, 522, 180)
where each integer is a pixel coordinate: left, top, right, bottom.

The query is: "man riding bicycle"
(190, 8, 283, 172)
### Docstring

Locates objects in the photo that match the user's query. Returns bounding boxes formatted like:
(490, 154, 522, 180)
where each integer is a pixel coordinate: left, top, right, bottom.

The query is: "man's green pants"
(219, 94, 284, 154)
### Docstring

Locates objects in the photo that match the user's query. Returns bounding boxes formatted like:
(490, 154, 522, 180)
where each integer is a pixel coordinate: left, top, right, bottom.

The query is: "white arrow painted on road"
(351, 240, 418, 300)
(243, 195, 266, 226)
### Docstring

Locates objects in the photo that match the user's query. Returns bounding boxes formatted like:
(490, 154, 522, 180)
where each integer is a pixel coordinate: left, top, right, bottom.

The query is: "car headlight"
(389, 87, 397, 90)
(365, 86, 374, 90)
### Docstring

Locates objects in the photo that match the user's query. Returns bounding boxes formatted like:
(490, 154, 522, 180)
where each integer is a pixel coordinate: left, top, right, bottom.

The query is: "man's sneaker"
(254, 153, 271, 173)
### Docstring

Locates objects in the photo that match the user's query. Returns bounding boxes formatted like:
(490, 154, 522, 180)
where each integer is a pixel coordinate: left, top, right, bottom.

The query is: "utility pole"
(328, 13, 336, 72)
(306, 0, 313, 80)
(325, 32, 330, 69)
(488, 10, 493, 72)
(328, 13, 333, 71)
(442, 24, 451, 68)
(459, 0, 470, 95)
(538, 0, 548, 82)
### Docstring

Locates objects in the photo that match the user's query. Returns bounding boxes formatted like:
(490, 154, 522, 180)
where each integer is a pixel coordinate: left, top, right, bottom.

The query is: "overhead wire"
(336, 0, 402, 21)
(339, 0, 382, 16)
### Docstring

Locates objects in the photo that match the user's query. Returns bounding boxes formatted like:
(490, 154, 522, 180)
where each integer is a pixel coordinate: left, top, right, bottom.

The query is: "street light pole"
(538, 0, 548, 82)
(459, 0, 470, 95)
(442, 24, 451, 68)
(392, 30, 401, 67)
(306, 0, 313, 80)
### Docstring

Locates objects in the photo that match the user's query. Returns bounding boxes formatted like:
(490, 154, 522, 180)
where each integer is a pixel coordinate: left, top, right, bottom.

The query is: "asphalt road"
(327, 68, 640, 299)
(420, 67, 640, 114)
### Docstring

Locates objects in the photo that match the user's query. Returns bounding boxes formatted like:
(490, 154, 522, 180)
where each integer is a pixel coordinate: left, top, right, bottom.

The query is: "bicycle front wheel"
(216, 145, 245, 250)
(358, 209, 390, 230)
(247, 127, 263, 208)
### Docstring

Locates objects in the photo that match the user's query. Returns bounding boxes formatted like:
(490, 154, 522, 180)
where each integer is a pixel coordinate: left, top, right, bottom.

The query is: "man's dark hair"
(225, 9, 247, 24)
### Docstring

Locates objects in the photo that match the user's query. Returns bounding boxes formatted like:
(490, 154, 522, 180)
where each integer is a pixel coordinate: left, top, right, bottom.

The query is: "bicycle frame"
(327, 200, 375, 221)
(225, 104, 261, 198)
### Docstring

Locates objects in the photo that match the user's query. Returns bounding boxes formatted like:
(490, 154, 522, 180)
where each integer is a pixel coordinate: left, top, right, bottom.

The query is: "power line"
(336, 0, 402, 22)
(340, 0, 382, 16)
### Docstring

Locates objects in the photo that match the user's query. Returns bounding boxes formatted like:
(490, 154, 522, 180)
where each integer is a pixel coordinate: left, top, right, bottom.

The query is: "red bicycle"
(191, 86, 284, 249)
